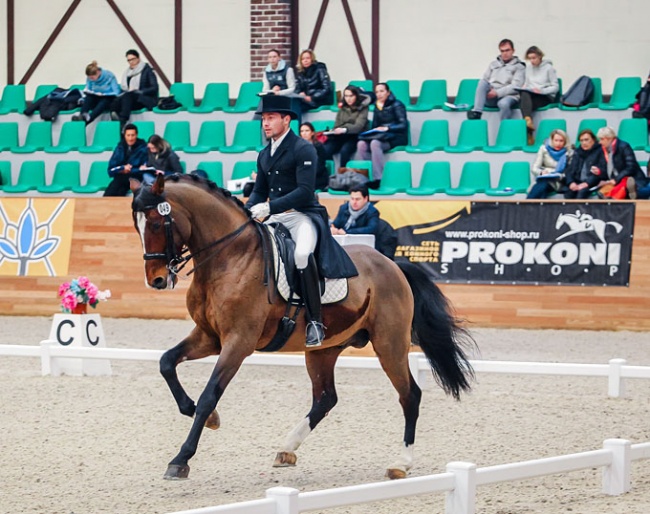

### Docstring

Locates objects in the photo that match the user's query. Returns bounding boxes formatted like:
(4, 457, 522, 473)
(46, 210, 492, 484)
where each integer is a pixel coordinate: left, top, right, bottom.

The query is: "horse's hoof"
(273, 451, 297, 467)
(205, 410, 220, 430)
(164, 464, 190, 480)
(386, 468, 407, 480)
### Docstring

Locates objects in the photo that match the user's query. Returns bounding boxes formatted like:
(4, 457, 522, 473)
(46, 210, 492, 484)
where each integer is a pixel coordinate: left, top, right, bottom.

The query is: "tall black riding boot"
(299, 254, 325, 347)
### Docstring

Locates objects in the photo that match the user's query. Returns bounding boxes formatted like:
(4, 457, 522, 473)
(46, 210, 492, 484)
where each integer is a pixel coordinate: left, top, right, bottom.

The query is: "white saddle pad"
(268, 226, 348, 304)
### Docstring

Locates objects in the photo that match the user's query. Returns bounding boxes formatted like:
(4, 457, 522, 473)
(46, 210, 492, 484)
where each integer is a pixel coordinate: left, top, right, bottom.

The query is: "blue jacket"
(85, 68, 121, 96)
(332, 202, 380, 235)
(108, 138, 148, 178)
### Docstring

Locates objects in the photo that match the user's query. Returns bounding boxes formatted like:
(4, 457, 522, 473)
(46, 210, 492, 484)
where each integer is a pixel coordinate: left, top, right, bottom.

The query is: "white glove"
(250, 202, 270, 220)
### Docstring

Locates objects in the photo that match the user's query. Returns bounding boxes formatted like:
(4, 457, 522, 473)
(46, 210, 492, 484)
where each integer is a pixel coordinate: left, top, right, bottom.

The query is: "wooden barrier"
(1, 198, 649, 331)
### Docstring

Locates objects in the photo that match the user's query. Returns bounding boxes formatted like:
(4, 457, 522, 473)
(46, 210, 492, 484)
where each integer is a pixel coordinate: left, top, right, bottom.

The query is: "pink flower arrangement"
(58, 276, 111, 313)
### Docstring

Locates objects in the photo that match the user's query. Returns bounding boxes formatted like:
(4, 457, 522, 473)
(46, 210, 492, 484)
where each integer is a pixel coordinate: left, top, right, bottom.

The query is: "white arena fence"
(1, 342, 650, 398)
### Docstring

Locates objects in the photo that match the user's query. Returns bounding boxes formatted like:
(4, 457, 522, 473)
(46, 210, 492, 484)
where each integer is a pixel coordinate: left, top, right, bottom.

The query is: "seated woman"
(112, 49, 159, 127)
(299, 122, 329, 191)
(527, 128, 573, 199)
(519, 46, 559, 145)
(563, 129, 608, 199)
(294, 49, 333, 112)
(356, 82, 408, 184)
(597, 126, 648, 200)
(323, 85, 372, 168)
(140, 134, 183, 184)
(72, 61, 121, 124)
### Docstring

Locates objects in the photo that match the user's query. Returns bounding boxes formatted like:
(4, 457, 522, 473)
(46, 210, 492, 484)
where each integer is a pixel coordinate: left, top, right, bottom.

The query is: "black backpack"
(560, 76, 595, 107)
(374, 218, 398, 260)
(157, 95, 182, 110)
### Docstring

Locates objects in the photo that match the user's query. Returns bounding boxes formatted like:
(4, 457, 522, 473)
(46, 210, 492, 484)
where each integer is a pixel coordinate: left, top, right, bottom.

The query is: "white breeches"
(267, 211, 317, 269)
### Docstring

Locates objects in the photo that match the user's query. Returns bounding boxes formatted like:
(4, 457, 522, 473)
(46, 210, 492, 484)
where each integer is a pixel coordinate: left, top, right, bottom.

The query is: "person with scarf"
(596, 126, 648, 200)
(527, 128, 573, 199)
(330, 185, 379, 236)
(563, 129, 608, 199)
(111, 49, 159, 127)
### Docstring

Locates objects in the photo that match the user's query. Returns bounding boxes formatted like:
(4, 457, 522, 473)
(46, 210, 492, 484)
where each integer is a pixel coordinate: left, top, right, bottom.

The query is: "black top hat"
(256, 94, 298, 119)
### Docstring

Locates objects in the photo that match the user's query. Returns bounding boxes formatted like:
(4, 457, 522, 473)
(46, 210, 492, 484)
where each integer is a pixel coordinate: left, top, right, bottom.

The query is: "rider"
(246, 95, 357, 347)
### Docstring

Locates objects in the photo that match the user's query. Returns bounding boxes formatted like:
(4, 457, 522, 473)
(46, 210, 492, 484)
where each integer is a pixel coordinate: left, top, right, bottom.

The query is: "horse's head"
(131, 175, 188, 290)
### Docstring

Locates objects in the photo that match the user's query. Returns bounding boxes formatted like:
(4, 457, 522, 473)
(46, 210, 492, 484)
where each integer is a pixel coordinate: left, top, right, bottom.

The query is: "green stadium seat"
(485, 161, 531, 196)
(44, 121, 86, 153)
(310, 120, 336, 132)
(575, 118, 607, 144)
(71, 161, 111, 194)
(59, 84, 85, 114)
(224, 81, 263, 113)
(328, 159, 372, 195)
(369, 161, 411, 195)
(406, 161, 452, 195)
(152, 83, 195, 113)
(408, 79, 447, 111)
(405, 119, 449, 153)
(78, 121, 120, 153)
(617, 118, 648, 150)
(184, 121, 227, 153)
(311, 81, 338, 112)
(0, 122, 19, 150)
(443, 79, 479, 111)
(560, 77, 602, 111)
(188, 82, 230, 113)
(386, 80, 411, 107)
(163, 120, 191, 150)
(349, 79, 373, 92)
(0, 161, 12, 189)
(3, 161, 46, 193)
(536, 78, 563, 111)
(0, 85, 26, 114)
(195, 161, 224, 186)
(32, 84, 58, 103)
(37, 161, 81, 193)
(220, 120, 262, 153)
(444, 119, 488, 153)
(228, 161, 257, 193)
(131, 120, 155, 142)
(522, 118, 568, 153)
(11, 121, 52, 153)
(484, 119, 527, 153)
(599, 77, 642, 110)
(445, 161, 491, 196)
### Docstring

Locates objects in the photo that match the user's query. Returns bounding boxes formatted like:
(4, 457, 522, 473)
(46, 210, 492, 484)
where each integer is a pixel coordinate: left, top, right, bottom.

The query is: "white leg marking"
(388, 443, 414, 472)
(280, 417, 312, 452)
(136, 213, 151, 288)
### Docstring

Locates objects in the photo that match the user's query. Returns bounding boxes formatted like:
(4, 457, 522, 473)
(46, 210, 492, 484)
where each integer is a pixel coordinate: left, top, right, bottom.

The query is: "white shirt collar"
(271, 127, 290, 155)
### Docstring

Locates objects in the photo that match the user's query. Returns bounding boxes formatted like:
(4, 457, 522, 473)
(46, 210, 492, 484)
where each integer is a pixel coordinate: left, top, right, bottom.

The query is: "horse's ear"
(152, 173, 166, 195)
(129, 178, 142, 193)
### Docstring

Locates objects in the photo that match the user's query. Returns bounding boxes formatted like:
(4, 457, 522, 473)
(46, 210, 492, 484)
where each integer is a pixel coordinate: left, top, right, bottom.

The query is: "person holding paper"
(72, 61, 121, 124)
(356, 82, 408, 184)
(261, 49, 296, 96)
(140, 134, 183, 184)
(563, 129, 608, 199)
(111, 49, 159, 128)
(103, 123, 148, 197)
(526, 129, 572, 199)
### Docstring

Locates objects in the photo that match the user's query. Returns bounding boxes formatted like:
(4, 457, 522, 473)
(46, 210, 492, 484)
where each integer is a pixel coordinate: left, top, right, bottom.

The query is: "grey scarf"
(121, 62, 146, 92)
(344, 201, 370, 231)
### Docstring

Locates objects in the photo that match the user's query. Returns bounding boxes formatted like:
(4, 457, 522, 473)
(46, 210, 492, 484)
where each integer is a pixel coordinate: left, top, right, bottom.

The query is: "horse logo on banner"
(555, 210, 623, 244)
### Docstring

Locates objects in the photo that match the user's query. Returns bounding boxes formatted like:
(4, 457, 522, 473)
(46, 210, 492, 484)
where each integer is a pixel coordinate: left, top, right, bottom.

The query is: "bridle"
(138, 200, 251, 278)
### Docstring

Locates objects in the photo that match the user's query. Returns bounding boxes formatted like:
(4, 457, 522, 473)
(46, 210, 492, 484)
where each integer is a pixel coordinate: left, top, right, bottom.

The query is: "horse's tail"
(397, 261, 476, 400)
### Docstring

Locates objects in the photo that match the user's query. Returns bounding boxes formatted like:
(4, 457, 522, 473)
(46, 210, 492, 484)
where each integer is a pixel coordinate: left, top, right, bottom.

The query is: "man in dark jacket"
(246, 95, 357, 347)
(103, 124, 148, 196)
(331, 185, 380, 236)
(597, 126, 648, 199)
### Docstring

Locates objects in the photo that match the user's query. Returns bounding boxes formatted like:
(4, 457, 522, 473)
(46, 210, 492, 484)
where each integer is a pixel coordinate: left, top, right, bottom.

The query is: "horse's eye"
(151, 221, 162, 231)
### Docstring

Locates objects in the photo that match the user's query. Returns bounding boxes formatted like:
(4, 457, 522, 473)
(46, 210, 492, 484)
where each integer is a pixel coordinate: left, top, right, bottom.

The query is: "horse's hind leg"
(273, 346, 343, 467)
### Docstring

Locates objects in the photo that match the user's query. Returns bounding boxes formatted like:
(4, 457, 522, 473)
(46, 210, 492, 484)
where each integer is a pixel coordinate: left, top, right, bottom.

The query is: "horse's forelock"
(132, 184, 166, 213)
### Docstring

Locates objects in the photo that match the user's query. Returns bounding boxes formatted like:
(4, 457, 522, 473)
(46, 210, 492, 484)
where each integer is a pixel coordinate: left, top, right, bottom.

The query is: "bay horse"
(131, 173, 475, 480)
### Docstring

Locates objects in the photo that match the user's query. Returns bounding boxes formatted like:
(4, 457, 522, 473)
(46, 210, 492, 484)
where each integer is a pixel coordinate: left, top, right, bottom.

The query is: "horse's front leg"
(164, 345, 246, 480)
(160, 326, 221, 430)
(274, 346, 343, 467)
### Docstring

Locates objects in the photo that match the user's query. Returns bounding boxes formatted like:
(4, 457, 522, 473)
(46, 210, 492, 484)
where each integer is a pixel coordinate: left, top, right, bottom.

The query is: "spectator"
(331, 184, 379, 236)
(299, 122, 329, 190)
(140, 134, 183, 184)
(324, 85, 372, 167)
(632, 70, 650, 123)
(294, 49, 333, 112)
(261, 49, 296, 96)
(637, 163, 650, 199)
(596, 126, 648, 200)
(111, 49, 159, 127)
(72, 61, 121, 124)
(527, 129, 573, 199)
(356, 82, 408, 185)
(519, 46, 559, 145)
(563, 129, 608, 199)
(104, 123, 148, 196)
(467, 38, 525, 120)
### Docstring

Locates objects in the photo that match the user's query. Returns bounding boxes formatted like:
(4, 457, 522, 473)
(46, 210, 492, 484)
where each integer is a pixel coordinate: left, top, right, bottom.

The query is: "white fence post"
(266, 486, 300, 514)
(409, 352, 426, 388)
(608, 358, 626, 398)
(602, 438, 631, 495)
(40, 340, 59, 376)
(445, 461, 476, 514)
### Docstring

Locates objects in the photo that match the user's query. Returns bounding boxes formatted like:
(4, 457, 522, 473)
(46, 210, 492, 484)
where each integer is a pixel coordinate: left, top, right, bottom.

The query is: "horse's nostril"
(152, 276, 167, 289)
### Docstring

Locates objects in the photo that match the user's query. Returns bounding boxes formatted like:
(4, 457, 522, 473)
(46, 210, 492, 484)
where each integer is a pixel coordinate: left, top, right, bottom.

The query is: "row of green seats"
(325, 159, 531, 197)
(406, 117, 650, 154)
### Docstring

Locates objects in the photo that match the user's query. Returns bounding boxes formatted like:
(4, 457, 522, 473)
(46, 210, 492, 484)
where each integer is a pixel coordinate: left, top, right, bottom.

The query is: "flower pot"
(72, 303, 88, 315)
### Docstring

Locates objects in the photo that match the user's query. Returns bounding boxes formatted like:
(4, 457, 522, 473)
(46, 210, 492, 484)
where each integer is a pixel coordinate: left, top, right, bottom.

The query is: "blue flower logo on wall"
(0, 199, 68, 276)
